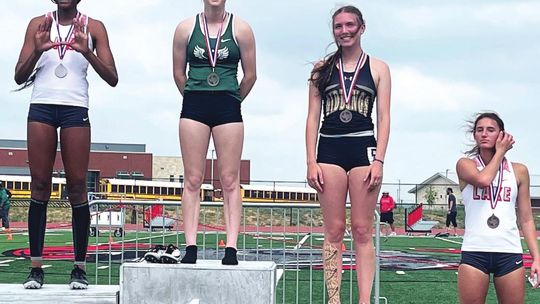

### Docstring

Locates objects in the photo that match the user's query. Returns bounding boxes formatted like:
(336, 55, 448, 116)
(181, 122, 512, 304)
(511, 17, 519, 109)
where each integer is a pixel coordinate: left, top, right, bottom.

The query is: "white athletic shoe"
(389, 232, 397, 236)
(143, 245, 167, 263)
(160, 244, 181, 264)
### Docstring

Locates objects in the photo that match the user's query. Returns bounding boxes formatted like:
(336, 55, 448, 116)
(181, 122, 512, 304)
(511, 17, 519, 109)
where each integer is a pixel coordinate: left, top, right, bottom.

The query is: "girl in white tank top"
(456, 112, 540, 303)
(14, 0, 118, 291)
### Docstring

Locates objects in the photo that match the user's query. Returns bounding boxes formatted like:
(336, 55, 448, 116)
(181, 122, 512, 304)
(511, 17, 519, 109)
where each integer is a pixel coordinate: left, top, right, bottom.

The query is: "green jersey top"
(0, 189, 9, 210)
(185, 13, 241, 100)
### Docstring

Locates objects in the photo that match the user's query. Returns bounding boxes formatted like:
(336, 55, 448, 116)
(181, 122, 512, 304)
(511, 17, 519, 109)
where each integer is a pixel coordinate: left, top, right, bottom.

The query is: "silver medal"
(55, 63, 68, 78)
(487, 214, 499, 229)
(339, 109, 352, 123)
(207, 72, 220, 87)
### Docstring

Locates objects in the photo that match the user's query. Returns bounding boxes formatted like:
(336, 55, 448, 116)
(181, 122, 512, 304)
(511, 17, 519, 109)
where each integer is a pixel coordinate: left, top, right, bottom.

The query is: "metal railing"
(88, 199, 384, 304)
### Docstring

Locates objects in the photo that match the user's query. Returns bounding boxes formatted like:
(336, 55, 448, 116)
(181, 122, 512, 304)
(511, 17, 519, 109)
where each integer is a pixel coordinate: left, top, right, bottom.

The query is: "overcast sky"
(2, 1, 539, 201)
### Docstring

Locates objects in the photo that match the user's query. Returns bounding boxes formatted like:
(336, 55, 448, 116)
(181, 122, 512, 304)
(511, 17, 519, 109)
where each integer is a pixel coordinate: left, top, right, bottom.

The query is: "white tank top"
(461, 157, 522, 253)
(30, 12, 93, 108)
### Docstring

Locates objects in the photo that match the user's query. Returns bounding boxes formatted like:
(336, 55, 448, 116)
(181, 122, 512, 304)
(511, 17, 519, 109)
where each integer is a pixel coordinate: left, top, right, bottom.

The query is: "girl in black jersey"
(305, 5, 391, 304)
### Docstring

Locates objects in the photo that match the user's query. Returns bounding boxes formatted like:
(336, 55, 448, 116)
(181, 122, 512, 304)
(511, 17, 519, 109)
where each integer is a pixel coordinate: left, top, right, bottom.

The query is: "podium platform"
(0, 283, 119, 303)
(120, 260, 277, 304)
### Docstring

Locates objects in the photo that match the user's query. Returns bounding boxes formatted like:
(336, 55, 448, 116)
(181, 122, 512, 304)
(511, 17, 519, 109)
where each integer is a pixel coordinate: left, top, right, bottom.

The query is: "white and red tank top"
(30, 11, 93, 108)
(461, 157, 522, 253)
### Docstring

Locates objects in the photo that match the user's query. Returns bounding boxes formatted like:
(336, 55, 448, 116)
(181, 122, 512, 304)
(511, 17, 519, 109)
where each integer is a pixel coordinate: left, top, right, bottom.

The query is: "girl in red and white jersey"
(456, 112, 540, 303)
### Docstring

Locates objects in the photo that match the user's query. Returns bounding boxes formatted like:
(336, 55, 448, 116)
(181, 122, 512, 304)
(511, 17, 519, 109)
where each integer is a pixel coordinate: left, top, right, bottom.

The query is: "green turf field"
(1, 230, 539, 303)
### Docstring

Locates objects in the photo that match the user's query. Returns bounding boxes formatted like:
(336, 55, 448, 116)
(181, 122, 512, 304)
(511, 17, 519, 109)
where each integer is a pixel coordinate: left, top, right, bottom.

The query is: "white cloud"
(392, 66, 484, 111)
(1, 0, 539, 183)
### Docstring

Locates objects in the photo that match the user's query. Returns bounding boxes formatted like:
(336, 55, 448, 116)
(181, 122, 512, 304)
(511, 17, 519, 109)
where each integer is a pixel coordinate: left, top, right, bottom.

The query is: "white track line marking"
(293, 234, 311, 250)
(435, 237, 463, 246)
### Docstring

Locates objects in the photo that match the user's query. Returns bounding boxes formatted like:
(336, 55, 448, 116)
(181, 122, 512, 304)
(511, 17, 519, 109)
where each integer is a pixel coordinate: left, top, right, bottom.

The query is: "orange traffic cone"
(7, 230, 13, 241)
(218, 239, 225, 248)
(108, 235, 114, 244)
(341, 243, 346, 252)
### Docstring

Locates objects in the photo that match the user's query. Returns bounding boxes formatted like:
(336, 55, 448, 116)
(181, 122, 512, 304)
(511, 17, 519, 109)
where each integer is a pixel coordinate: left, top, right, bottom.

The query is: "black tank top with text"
(319, 56, 377, 136)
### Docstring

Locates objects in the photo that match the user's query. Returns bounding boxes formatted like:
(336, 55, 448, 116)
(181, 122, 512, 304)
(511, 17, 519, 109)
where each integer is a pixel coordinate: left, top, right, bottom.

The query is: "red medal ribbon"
(53, 11, 80, 60)
(200, 12, 228, 69)
(337, 52, 367, 105)
(477, 156, 505, 211)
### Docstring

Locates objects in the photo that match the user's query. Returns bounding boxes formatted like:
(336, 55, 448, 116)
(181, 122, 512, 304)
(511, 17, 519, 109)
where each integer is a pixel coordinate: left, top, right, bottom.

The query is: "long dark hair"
(309, 6, 364, 97)
(14, 69, 40, 91)
(465, 112, 505, 156)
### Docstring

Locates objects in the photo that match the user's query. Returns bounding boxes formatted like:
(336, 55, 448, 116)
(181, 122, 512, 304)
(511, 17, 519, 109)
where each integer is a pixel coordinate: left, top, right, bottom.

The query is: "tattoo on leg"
(324, 242, 341, 304)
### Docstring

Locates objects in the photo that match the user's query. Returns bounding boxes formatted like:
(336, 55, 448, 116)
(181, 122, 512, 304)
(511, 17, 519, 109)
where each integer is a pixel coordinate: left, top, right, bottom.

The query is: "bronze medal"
(339, 109, 352, 123)
(477, 156, 505, 229)
(207, 72, 220, 87)
(487, 214, 499, 229)
(201, 12, 227, 88)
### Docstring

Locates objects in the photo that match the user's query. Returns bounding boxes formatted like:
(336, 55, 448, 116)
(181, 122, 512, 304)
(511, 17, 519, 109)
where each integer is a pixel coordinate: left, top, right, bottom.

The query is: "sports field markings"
(92, 231, 179, 246)
(435, 237, 463, 246)
(315, 237, 352, 242)
(97, 266, 109, 270)
(276, 269, 284, 282)
(293, 234, 311, 250)
(41, 265, 52, 269)
(0, 260, 14, 264)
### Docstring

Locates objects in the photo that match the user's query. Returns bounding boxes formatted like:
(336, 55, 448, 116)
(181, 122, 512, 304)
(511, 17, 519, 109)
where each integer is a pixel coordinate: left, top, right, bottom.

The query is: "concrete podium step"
(120, 260, 277, 304)
(0, 283, 119, 303)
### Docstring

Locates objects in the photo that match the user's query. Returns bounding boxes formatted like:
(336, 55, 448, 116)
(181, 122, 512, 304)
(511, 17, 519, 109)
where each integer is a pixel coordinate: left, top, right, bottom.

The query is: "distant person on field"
(445, 187, 458, 236)
(0, 182, 12, 232)
(379, 191, 396, 236)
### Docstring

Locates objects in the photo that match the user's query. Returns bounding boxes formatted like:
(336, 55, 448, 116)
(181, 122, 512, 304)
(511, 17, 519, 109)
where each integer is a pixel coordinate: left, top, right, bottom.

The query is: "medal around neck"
(207, 71, 220, 87)
(487, 214, 499, 229)
(340, 109, 353, 123)
(201, 12, 227, 88)
(52, 10, 78, 79)
(55, 63, 68, 78)
(477, 156, 505, 229)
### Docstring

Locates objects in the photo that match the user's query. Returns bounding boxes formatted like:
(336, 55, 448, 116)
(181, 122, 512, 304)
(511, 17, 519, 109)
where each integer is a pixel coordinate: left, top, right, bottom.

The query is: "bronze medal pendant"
(201, 12, 227, 88)
(477, 156, 505, 230)
(55, 63, 68, 78)
(487, 214, 499, 229)
(207, 72, 220, 87)
(337, 53, 367, 124)
(340, 109, 352, 123)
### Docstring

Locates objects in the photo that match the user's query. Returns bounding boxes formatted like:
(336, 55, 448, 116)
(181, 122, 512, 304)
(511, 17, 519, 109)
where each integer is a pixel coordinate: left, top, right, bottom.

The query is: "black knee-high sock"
(72, 202, 90, 264)
(28, 199, 48, 259)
